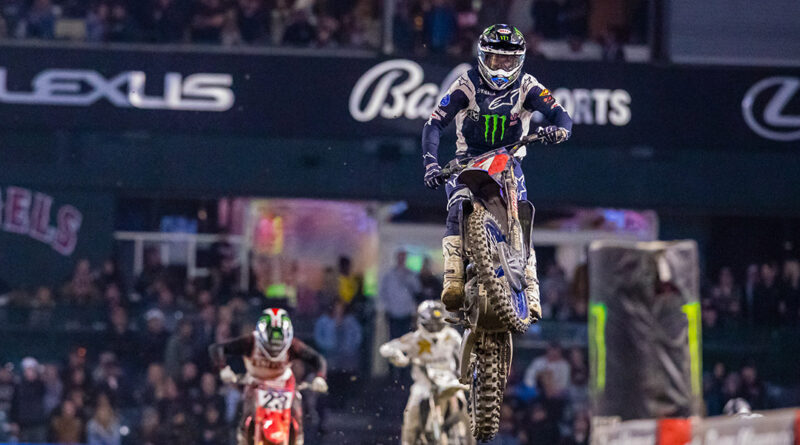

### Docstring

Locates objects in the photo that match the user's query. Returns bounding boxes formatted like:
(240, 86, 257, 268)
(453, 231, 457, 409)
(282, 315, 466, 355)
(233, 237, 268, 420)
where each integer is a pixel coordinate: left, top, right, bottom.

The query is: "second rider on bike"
(422, 24, 573, 317)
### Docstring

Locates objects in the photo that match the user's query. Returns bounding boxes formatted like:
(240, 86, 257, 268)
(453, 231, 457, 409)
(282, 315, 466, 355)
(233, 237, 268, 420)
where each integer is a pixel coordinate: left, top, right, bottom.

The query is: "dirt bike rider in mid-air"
(380, 300, 470, 445)
(422, 24, 573, 316)
(209, 308, 328, 445)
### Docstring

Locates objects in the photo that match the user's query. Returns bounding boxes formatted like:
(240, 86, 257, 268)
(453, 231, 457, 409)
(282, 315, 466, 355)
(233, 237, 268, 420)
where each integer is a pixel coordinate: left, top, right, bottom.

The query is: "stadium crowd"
(0, 249, 797, 444)
(0, 0, 645, 59)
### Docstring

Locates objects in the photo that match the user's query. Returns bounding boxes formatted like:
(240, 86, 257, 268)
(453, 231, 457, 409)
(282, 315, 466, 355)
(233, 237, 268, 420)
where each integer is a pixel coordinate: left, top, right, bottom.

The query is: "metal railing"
(114, 231, 250, 290)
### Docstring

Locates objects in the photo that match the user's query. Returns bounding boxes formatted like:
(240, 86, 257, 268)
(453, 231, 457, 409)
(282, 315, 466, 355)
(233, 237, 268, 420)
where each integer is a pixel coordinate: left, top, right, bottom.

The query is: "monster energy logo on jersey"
(483, 114, 507, 144)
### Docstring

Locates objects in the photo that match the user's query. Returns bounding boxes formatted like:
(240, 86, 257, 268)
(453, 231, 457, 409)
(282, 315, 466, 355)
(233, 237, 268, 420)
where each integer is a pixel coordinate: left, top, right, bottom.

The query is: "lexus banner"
(0, 43, 798, 149)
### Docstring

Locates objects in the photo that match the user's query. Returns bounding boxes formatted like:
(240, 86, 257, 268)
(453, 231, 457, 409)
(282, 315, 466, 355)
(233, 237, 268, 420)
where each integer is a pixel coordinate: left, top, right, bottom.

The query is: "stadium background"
(0, 0, 799, 444)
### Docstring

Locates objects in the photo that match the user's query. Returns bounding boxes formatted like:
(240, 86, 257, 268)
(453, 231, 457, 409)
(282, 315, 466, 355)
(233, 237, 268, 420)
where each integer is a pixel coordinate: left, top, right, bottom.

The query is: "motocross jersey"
(422, 67, 573, 167)
(380, 326, 461, 386)
(210, 333, 327, 382)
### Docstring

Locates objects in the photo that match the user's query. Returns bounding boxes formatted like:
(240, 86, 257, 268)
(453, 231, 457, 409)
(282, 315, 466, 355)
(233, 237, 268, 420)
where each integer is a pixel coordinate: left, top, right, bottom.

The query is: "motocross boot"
(525, 250, 542, 321)
(441, 236, 465, 312)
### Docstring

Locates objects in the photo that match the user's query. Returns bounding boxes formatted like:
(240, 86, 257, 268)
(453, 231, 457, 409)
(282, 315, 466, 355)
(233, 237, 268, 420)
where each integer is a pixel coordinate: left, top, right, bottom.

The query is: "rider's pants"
(444, 158, 527, 237)
(401, 384, 430, 445)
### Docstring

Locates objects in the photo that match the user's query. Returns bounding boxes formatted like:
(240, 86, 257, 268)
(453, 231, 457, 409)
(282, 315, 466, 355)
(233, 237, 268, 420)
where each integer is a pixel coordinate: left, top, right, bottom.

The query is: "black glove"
(541, 125, 570, 144)
(424, 163, 445, 189)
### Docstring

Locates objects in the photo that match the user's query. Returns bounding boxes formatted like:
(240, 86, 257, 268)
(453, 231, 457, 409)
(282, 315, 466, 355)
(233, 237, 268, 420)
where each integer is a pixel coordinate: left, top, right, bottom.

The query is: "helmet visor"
(481, 52, 523, 72)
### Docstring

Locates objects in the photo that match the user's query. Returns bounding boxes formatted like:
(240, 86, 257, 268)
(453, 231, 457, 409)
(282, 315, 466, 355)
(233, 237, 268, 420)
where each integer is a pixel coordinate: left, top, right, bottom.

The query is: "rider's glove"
(311, 376, 328, 393)
(219, 365, 237, 384)
(541, 125, 570, 144)
(389, 351, 410, 368)
(424, 163, 445, 190)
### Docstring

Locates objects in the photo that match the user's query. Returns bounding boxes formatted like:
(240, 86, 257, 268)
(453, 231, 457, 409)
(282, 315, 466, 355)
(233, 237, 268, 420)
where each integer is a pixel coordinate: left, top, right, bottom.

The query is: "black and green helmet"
(255, 308, 294, 358)
(477, 24, 526, 90)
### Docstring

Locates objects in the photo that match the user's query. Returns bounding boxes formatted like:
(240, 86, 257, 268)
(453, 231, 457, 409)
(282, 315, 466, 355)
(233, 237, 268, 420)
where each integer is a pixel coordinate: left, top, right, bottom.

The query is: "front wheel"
(467, 333, 509, 441)
(466, 203, 531, 333)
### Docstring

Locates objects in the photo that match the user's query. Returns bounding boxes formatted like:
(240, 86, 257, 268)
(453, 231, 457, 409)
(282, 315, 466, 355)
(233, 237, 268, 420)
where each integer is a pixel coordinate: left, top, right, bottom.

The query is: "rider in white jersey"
(380, 300, 467, 445)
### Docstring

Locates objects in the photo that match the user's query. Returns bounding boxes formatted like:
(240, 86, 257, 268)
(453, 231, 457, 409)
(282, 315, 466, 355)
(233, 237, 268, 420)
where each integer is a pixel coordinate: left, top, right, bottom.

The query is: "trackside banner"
(0, 44, 798, 149)
(592, 409, 800, 445)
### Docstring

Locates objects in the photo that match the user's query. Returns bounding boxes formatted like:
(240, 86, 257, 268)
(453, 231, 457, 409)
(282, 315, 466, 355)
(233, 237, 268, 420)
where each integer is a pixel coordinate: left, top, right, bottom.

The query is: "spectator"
(380, 249, 421, 339)
(10, 357, 47, 443)
(522, 402, 560, 445)
(166, 411, 196, 445)
(197, 373, 225, 415)
(600, 26, 625, 62)
(92, 352, 127, 406)
(62, 259, 101, 305)
(141, 309, 170, 366)
(136, 247, 165, 296)
(423, 0, 456, 54)
(108, 307, 140, 371)
(392, 0, 415, 53)
(164, 319, 198, 379)
(742, 263, 760, 323)
(135, 407, 166, 445)
(418, 257, 442, 304)
(85, 1, 109, 41)
(95, 259, 125, 294)
(780, 259, 800, 325)
(314, 301, 363, 407)
(710, 266, 743, 319)
(0, 364, 15, 420)
(523, 343, 571, 396)
(191, 0, 227, 44)
(150, 279, 182, 331)
(87, 394, 121, 445)
(106, 1, 140, 42)
(199, 404, 226, 445)
(195, 305, 218, 348)
(155, 378, 182, 422)
(29, 286, 56, 327)
(282, 8, 316, 46)
(61, 347, 88, 389)
(541, 263, 569, 319)
(337, 256, 361, 305)
(704, 362, 727, 416)
(738, 364, 765, 410)
(560, 412, 590, 445)
(23, 0, 56, 39)
(49, 400, 83, 444)
(42, 364, 63, 416)
(237, 0, 269, 43)
(139, 363, 167, 407)
(754, 262, 781, 325)
(208, 239, 240, 300)
(148, 0, 187, 42)
(102, 283, 125, 312)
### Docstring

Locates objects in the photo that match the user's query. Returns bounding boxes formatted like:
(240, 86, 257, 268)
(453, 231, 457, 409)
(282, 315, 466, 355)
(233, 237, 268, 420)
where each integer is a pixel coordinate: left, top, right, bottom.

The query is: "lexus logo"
(742, 76, 800, 142)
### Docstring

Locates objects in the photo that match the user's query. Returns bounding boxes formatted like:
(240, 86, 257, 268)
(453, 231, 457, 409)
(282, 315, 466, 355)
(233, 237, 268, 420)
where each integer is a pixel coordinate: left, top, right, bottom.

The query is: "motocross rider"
(422, 24, 573, 316)
(209, 308, 328, 445)
(380, 300, 468, 445)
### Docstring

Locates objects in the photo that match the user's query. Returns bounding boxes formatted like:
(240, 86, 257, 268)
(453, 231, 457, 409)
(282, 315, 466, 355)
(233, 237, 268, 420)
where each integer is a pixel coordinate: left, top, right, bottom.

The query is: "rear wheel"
(467, 333, 508, 442)
(466, 204, 531, 333)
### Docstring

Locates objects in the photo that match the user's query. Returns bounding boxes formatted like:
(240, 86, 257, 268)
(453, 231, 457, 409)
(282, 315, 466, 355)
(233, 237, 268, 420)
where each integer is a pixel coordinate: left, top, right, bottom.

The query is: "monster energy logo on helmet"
(483, 114, 507, 144)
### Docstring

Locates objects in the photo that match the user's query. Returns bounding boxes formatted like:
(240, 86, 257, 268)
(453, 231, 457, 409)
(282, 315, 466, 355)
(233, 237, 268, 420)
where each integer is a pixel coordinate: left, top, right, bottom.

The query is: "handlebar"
(439, 127, 546, 180)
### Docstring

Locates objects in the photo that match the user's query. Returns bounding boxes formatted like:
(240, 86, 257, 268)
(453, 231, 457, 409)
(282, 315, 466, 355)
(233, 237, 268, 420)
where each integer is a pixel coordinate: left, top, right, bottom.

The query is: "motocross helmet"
(417, 300, 446, 333)
(477, 24, 526, 90)
(256, 308, 294, 359)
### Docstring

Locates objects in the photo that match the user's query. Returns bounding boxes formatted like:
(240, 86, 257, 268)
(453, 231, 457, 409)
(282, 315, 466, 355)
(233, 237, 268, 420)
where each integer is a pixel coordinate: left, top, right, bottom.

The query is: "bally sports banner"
(0, 43, 798, 149)
(0, 185, 114, 287)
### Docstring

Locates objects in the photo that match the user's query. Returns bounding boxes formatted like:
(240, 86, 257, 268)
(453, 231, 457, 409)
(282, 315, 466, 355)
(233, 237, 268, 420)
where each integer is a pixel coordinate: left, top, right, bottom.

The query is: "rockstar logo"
(417, 339, 432, 355)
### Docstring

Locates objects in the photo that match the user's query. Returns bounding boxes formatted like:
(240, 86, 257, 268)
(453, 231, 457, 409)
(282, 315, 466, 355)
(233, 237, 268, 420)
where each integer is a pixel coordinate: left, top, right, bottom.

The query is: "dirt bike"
(439, 129, 546, 441)
(231, 370, 317, 445)
(411, 358, 474, 445)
